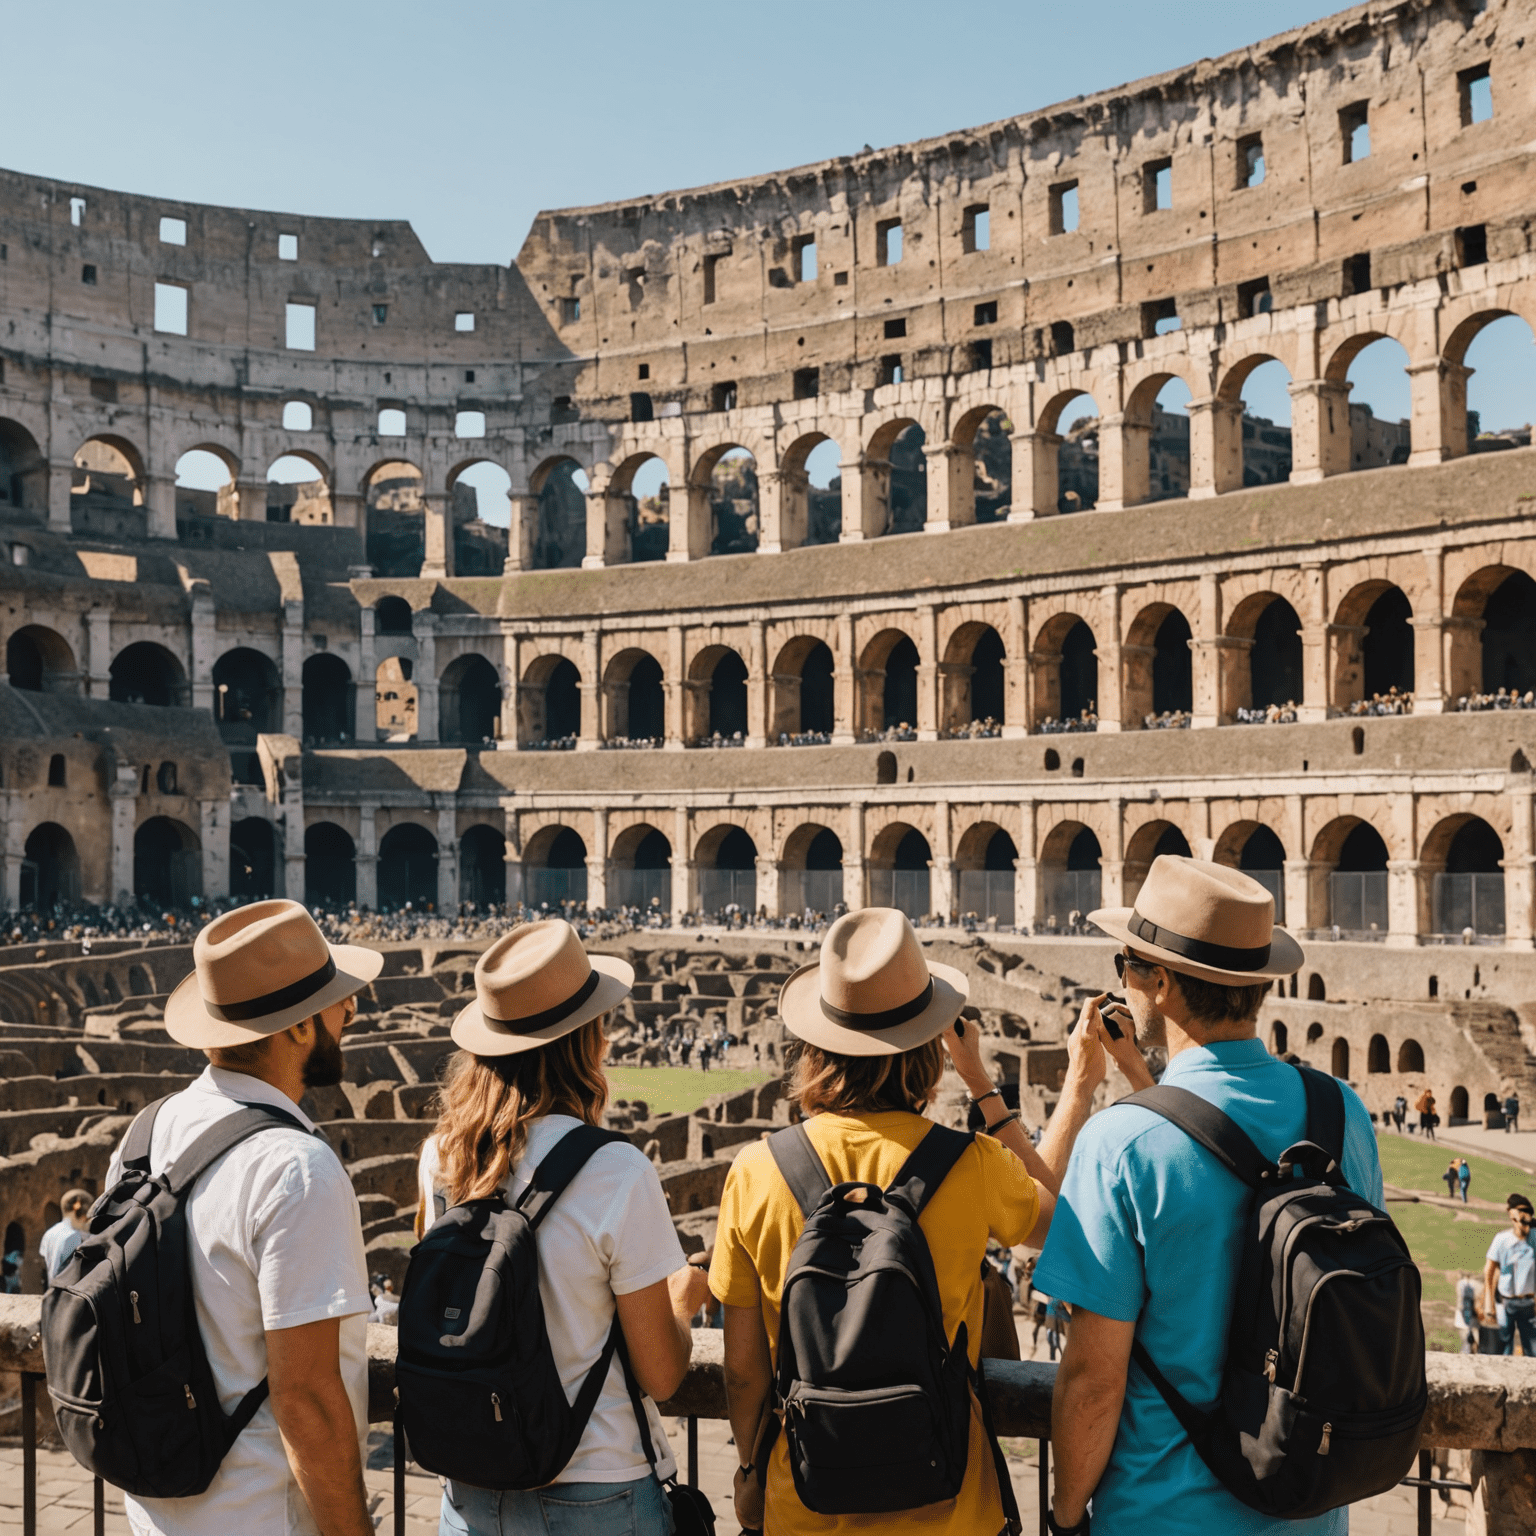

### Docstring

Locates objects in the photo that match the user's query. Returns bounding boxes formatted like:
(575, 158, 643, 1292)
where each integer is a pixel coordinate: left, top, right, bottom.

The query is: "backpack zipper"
(184, 1385, 197, 1410)
(1277, 1210, 1396, 1370)
(1264, 1349, 1278, 1383)
(129, 1291, 141, 1324)
(1319, 1423, 1331, 1456)
(491, 1392, 503, 1423)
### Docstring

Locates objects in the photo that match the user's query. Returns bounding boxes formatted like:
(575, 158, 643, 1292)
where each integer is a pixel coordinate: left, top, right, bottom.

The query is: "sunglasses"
(1114, 952, 1158, 981)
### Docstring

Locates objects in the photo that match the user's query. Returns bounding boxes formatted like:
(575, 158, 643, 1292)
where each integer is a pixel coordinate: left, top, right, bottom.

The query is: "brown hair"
(432, 1018, 609, 1204)
(1170, 972, 1273, 1028)
(789, 1036, 946, 1118)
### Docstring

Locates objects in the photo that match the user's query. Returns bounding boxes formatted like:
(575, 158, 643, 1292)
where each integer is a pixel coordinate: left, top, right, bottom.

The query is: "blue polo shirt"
(1035, 1038, 1382, 1536)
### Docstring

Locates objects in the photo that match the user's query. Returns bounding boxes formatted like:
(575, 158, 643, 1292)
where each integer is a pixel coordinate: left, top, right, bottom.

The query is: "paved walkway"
(1428, 1120, 1536, 1176)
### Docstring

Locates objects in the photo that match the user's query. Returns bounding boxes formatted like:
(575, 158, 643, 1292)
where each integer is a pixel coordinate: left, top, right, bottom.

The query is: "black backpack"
(1124, 1066, 1426, 1519)
(42, 1094, 312, 1497)
(758, 1122, 1021, 1530)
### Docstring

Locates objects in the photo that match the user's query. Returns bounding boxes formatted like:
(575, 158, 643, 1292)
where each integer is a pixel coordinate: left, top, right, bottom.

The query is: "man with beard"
(104, 900, 383, 1536)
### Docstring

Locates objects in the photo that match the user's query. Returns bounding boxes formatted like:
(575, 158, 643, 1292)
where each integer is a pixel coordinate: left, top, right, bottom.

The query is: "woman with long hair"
(417, 919, 710, 1536)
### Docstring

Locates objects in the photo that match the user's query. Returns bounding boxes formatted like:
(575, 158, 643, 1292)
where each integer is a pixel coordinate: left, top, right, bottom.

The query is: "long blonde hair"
(433, 1017, 609, 1204)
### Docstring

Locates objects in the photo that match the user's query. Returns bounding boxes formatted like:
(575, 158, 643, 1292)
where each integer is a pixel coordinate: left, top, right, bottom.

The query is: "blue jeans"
(440, 1475, 674, 1536)
(1499, 1297, 1536, 1356)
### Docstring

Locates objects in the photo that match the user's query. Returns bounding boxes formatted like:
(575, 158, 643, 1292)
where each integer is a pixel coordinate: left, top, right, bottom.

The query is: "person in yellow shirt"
(709, 907, 1147, 1536)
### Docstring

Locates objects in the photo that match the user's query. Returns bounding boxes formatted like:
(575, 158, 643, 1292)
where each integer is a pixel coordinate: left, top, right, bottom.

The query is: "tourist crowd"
(1456, 687, 1536, 711)
(1142, 709, 1192, 730)
(1236, 701, 1299, 724)
(1345, 687, 1413, 716)
(1037, 707, 1100, 734)
(941, 715, 1003, 739)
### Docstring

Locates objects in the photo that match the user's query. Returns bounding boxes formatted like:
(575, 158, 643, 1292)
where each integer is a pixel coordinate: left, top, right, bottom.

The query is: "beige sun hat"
(777, 907, 969, 1057)
(1090, 854, 1304, 986)
(451, 919, 633, 1057)
(165, 900, 384, 1049)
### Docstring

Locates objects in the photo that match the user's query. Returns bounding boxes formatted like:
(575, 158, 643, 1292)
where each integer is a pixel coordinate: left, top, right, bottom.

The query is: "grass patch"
(1377, 1134, 1533, 1204)
(605, 1066, 775, 1117)
(1388, 1201, 1503, 1297)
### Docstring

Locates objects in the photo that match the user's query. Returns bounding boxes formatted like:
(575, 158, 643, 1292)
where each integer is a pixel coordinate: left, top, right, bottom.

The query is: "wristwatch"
(1046, 1510, 1089, 1535)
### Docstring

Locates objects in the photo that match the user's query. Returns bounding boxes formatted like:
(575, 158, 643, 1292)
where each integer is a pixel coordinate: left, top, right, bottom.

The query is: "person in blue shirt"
(1483, 1193, 1536, 1355)
(1037, 856, 1384, 1536)
(38, 1188, 92, 1280)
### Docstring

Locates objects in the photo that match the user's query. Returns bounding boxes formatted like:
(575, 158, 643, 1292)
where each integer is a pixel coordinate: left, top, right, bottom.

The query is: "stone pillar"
(420, 492, 454, 579)
(1288, 380, 1352, 483)
(281, 788, 304, 903)
(1095, 583, 1124, 732)
(1296, 563, 1330, 723)
(1101, 796, 1126, 908)
(110, 762, 137, 904)
(1186, 396, 1244, 499)
(145, 475, 177, 541)
(667, 479, 711, 562)
(840, 457, 889, 542)
(505, 493, 538, 573)
(237, 478, 267, 523)
(1189, 797, 1214, 862)
(746, 620, 768, 748)
(916, 605, 939, 741)
(414, 615, 438, 744)
(1283, 859, 1314, 933)
(924, 443, 974, 533)
(1009, 430, 1060, 521)
(757, 469, 807, 554)
(671, 804, 692, 924)
(1505, 780, 1534, 951)
(931, 858, 955, 922)
(1443, 616, 1484, 705)
(356, 806, 378, 910)
(281, 599, 304, 738)
(588, 805, 609, 911)
(583, 487, 630, 569)
(1467, 1447, 1536, 1534)
(357, 606, 377, 744)
(832, 613, 856, 745)
(332, 491, 366, 540)
(1096, 415, 1151, 511)
(1412, 544, 1448, 715)
(1406, 358, 1471, 467)
(755, 856, 780, 920)
(185, 586, 217, 713)
(1386, 859, 1420, 947)
(201, 799, 230, 902)
(84, 608, 112, 699)
(1014, 851, 1039, 934)
(664, 625, 686, 750)
(48, 459, 74, 533)
(437, 803, 459, 913)
(578, 629, 602, 750)
(1191, 639, 1248, 728)
(844, 801, 866, 912)
(1003, 595, 1030, 738)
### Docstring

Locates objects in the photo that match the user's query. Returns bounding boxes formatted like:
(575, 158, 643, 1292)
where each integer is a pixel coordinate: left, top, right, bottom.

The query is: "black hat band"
(205, 956, 338, 1023)
(483, 968, 601, 1033)
(1129, 912, 1271, 972)
(820, 977, 935, 1032)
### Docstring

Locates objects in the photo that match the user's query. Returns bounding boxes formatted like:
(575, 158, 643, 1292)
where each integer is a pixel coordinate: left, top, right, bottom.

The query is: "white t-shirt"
(39, 1218, 85, 1279)
(417, 1113, 686, 1483)
(106, 1067, 371, 1536)
(1488, 1228, 1536, 1298)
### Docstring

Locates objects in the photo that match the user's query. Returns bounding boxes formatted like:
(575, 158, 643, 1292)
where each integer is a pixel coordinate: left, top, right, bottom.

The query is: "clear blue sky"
(8, 0, 1530, 433)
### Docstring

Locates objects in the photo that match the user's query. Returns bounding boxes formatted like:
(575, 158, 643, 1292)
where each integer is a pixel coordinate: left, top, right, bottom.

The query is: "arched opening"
(609, 824, 672, 911)
(1123, 820, 1193, 906)
(1271, 1020, 1289, 1056)
(213, 648, 281, 748)
(20, 824, 80, 910)
(1244, 597, 1303, 717)
(1397, 1038, 1425, 1074)
(1128, 606, 1193, 727)
(519, 655, 581, 747)
(602, 649, 665, 745)
(1462, 313, 1536, 454)
(688, 647, 748, 743)
(0, 418, 47, 512)
(770, 637, 835, 742)
(365, 462, 425, 576)
(704, 447, 760, 556)
(1478, 571, 1536, 696)
(531, 458, 589, 570)
(174, 448, 238, 525)
(883, 422, 927, 535)
(1231, 357, 1295, 487)
(697, 825, 758, 915)
(781, 825, 843, 916)
(229, 818, 277, 900)
(459, 824, 507, 906)
(955, 824, 1017, 926)
(378, 823, 439, 910)
(622, 455, 670, 563)
(1237, 823, 1287, 921)
(869, 825, 933, 919)
(1033, 614, 1099, 731)
(1040, 823, 1102, 931)
(110, 642, 188, 708)
(374, 595, 413, 635)
(857, 631, 920, 738)
(375, 656, 416, 740)
(304, 822, 356, 907)
(791, 436, 844, 547)
(941, 623, 1005, 735)
(1325, 819, 1390, 935)
(1339, 336, 1412, 469)
(5, 626, 78, 694)
(438, 654, 501, 744)
(970, 408, 1013, 523)
(1332, 1037, 1351, 1079)
(301, 653, 353, 744)
(1367, 1034, 1390, 1073)
(1450, 1086, 1469, 1120)
(133, 816, 201, 906)
(450, 460, 512, 575)
(1431, 816, 1505, 937)
(1147, 376, 1192, 502)
(266, 453, 332, 525)
(72, 437, 144, 535)
(520, 825, 587, 909)
(1361, 587, 1414, 701)
(1052, 394, 1100, 513)
(1308, 975, 1326, 1003)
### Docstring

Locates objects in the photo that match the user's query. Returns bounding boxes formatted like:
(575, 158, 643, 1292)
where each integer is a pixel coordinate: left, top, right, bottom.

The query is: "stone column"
(281, 599, 304, 738)
(832, 613, 856, 745)
(757, 469, 807, 553)
(671, 804, 692, 924)
(932, 800, 953, 922)
(110, 761, 137, 904)
(1100, 796, 1126, 908)
(924, 442, 974, 533)
(1186, 396, 1244, 499)
(1443, 616, 1484, 705)
(1505, 779, 1534, 951)
(356, 805, 378, 909)
(413, 615, 438, 744)
(504, 493, 539, 573)
(85, 608, 113, 699)
(420, 492, 454, 579)
(583, 487, 630, 569)
(1096, 415, 1151, 511)
(48, 459, 74, 533)
(331, 491, 366, 539)
(916, 605, 939, 741)
(143, 475, 177, 541)
(201, 799, 230, 902)
(1386, 859, 1421, 948)
(1407, 358, 1471, 467)
(578, 629, 602, 750)
(746, 620, 768, 748)
(1014, 851, 1039, 934)
(1191, 639, 1248, 728)
(843, 801, 866, 912)
(755, 855, 780, 920)
(188, 586, 217, 714)
(357, 605, 377, 743)
(1009, 430, 1060, 521)
(664, 625, 686, 750)
(840, 457, 890, 542)
(1288, 380, 1352, 483)
(1095, 583, 1124, 732)
(1412, 544, 1448, 714)
(437, 803, 459, 912)
(1297, 563, 1330, 723)
(281, 787, 304, 903)
(1003, 595, 1030, 737)
(1283, 859, 1315, 933)
(667, 479, 711, 562)
(237, 478, 268, 523)
(588, 806, 609, 911)
(1189, 797, 1214, 862)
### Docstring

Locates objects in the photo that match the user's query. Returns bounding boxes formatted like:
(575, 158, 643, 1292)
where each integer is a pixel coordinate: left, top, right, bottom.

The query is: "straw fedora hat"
(451, 919, 633, 1057)
(1090, 855, 1304, 986)
(778, 907, 969, 1057)
(165, 900, 384, 1049)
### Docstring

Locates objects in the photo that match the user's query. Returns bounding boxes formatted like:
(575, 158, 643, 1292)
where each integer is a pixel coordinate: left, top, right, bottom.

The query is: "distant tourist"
(1416, 1086, 1438, 1141)
(1504, 1092, 1521, 1133)
(1459, 1159, 1472, 1204)
(369, 1277, 400, 1326)
(1392, 1094, 1407, 1133)
(1484, 1194, 1536, 1356)
(1443, 1161, 1461, 1201)
(39, 1188, 92, 1280)
(1045, 1294, 1071, 1361)
(0, 1245, 20, 1294)
(1456, 1271, 1480, 1353)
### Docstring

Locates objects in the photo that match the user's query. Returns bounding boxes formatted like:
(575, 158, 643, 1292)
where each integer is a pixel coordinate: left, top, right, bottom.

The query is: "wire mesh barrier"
(1040, 869, 1101, 931)
(867, 867, 931, 919)
(780, 868, 844, 916)
(1432, 871, 1505, 937)
(607, 868, 671, 910)
(696, 868, 757, 914)
(509, 866, 588, 909)
(1243, 867, 1285, 923)
(956, 869, 1015, 926)
(1328, 870, 1389, 936)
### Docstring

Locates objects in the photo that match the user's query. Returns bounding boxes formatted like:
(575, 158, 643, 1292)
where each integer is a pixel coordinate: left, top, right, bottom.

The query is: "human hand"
(669, 1261, 714, 1320)
(734, 1463, 766, 1531)
(1064, 994, 1110, 1097)
(942, 1010, 992, 1097)
(1098, 997, 1155, 1091)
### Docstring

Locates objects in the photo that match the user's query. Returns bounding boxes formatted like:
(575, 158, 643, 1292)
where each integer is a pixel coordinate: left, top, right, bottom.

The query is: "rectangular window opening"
(794, 234, 818, 283)
(974, 300, 998, 326)
(278, 232, 299, 261)
(884, 316, 907, 339)
(1143, 297, 1180, 337)
(793, 366, 820, 400)
(159, 215, 187, 245)
(970, 338, 993, 372)
(81, 263, 97, 285)
(1341, 102, 1371, 164)
(833, 270, 849, 286)
(154, 282, 189, 335)
(378, 408, 407, 436)
(455, 311, 475, 332)
(89, 377, 117, 403)
(1460, 63, 1492, 126)
(879, 355, 904, 387)
(637, 363, 650, 381)
(1238, 134, 1266, 189)
(1344, 252, 1372, 296)
(70, 197, 85, 226)
(455, 410, 486, 439)
(703, 251, 726, 304)
(1049, 181, 1079, 236)
(1050, 319, 1075, 356)
(962, 204, 989, 253)
(1456, 224, 1488, 268)
(373, 303, 388, 325)
(1237, 277, 1272, 319)
(629, 392, 654, 424)
(283, 400, 313, 431)
(560, 296, 581, 323)
(876, 219, 903, 266)
(1145, 158, 1172, 213)
(285, 301, 316, 351)
(711, 380, 737, 412)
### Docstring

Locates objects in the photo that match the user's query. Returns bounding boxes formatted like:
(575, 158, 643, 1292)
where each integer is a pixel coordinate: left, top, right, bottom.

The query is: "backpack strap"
(1119, 1085, 1277, 1189)
(975, 1355, 1023, 1536)
(164, 1103, 314, 1196)
(1130, 1336, 1214, 1443)
(513, 1124, 629, 1230)
(765, 1124, 832, 1218)
(119, 1094, 176, 1173)
(885, 1124, 974, 1216)
(1297, 1065, 1346, 1172)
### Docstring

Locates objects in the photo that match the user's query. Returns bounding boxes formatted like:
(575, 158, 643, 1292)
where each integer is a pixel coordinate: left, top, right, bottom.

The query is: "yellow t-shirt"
(709, 1111, 1041, 1536)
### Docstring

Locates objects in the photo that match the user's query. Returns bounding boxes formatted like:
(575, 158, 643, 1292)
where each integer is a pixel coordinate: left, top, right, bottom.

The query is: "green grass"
(605, 1066, 775, 1117)
(1376, 1135, 1534, 1204)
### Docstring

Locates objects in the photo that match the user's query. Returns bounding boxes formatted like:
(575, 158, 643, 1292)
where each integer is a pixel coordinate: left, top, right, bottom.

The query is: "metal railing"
(3, 1302, 1531, 1536)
